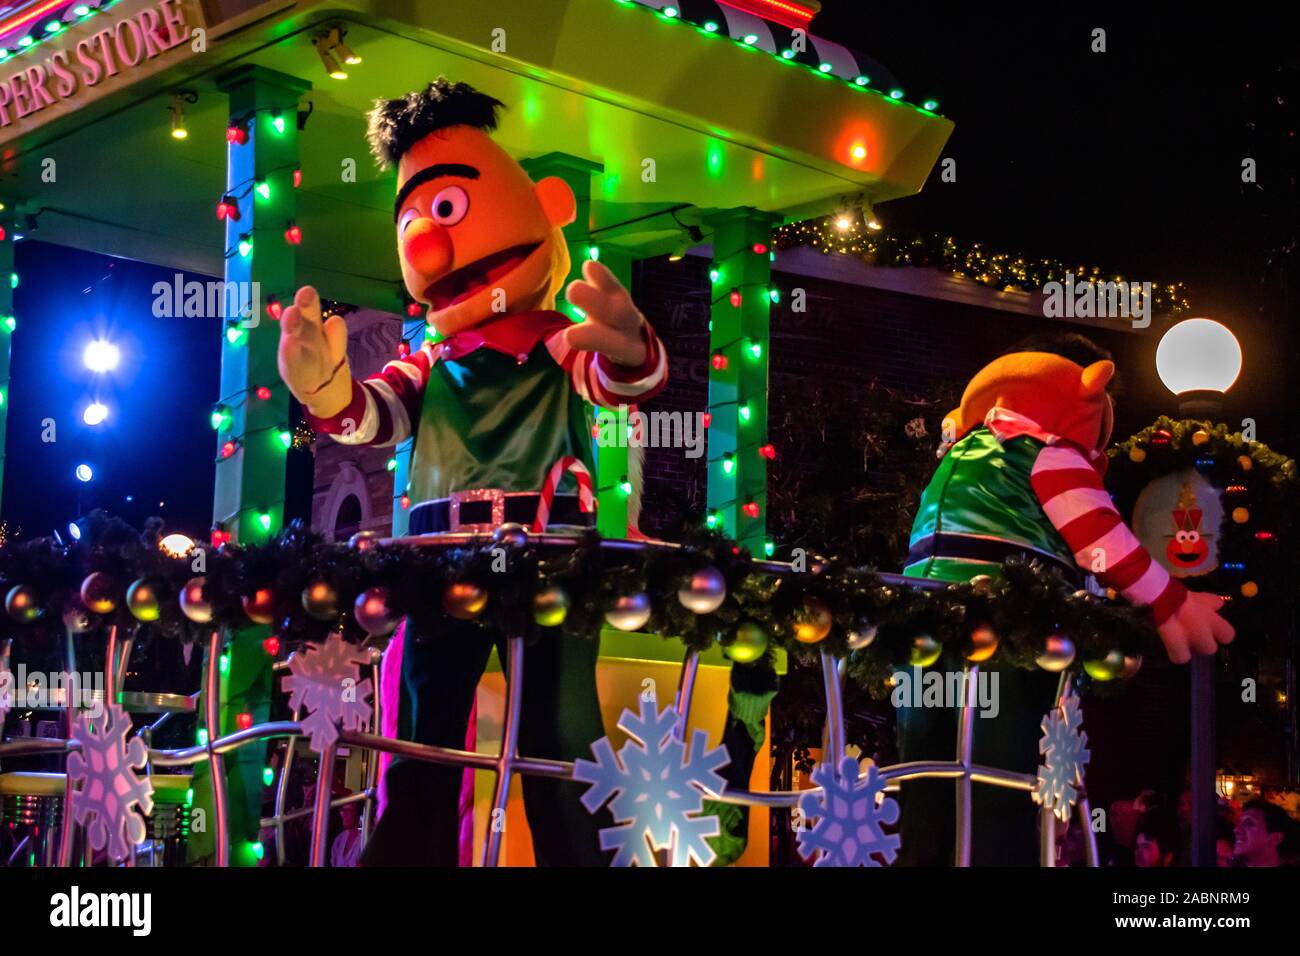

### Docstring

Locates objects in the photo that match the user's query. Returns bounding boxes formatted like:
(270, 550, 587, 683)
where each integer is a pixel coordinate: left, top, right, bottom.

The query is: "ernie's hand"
(278, 286, 353, 418)
(1156, 591, 1235, 665)
(562, 259, 649, 367)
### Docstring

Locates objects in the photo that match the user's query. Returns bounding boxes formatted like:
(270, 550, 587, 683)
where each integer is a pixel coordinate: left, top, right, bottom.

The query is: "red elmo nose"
(402, 219, 453, 277)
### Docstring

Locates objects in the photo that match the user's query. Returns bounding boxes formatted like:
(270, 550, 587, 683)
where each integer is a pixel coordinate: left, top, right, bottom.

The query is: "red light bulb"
(400, 494, 411, 509)
(255, 386, 272, 401)
(236, 712, 254, 731)
(743, 501, 761, 518)
(759, 443, 776, 460)
(293, 168, 303, 188)
(226, 124, 249, 146)
(711, 352, 728, 371)
(729, 288, 742, 308)
(752, 242, 768, 255)
(262, 636, 280, 657)
(406, 302, 424, 318)
(266, 298, 283, 321)
(284, 223, 302, 245)
(221, 440, 237, 459)
(702, 412, 713, 428)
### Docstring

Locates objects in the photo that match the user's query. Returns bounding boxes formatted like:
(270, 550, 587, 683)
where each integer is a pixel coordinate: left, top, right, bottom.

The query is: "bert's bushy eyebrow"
(394, 164, 480, 221)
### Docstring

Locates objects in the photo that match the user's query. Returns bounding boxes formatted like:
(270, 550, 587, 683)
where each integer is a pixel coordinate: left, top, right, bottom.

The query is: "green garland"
(773, 218, 1193, 316)
(1106, 417, 1299, 639)
(0, 513, 1156, 693)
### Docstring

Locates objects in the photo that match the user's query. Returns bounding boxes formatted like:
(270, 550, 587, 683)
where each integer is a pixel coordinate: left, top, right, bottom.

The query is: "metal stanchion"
(481, 636, 525, 867)
(204, 630, 231, 867)
(308, 741, 336, 867)
(954, 664, 978, 867)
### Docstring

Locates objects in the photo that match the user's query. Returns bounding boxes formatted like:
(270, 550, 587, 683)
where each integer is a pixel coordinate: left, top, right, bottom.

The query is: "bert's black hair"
(367, 79, 505, 169)
(1003, 331, 1121, 394)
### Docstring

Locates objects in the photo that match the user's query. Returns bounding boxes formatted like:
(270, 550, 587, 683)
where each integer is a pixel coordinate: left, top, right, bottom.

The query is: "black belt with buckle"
(906, 533, 1084, 587)
(408, 491, 593, 535)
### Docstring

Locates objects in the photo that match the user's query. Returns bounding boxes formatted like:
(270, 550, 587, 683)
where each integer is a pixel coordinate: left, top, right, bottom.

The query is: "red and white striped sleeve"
(1030, 443, 1188, 625)
(303, 342, 435, 447)
(545, 323, 668, 409)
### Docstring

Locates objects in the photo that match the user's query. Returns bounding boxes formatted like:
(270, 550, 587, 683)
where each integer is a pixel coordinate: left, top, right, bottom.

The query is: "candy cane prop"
(532, 456, 595, 532)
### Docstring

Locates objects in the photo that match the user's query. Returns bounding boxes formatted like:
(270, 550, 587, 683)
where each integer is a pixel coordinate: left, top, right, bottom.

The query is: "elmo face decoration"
(1134, 470, 1222, 578)
(1167, 483, 1211, 569)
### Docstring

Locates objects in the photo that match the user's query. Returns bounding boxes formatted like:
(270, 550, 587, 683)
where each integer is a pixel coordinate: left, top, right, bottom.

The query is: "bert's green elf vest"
(904, 426, 1077, 583)
(408, 341, 595, 503)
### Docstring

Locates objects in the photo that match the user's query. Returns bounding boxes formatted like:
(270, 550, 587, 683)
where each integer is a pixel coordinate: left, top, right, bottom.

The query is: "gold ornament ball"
(1036, 633, 1076, 672)
(1240, 581, 1259, 599)
(348, 530, 382, 552)
(1191, 429, 1210, 446)
(725, 622, 769, 664)
(965, 623, 1000, 663)
(1237, 455, 1253, 472)
(126, 579, 162, 623)
(180, 577, 214, 624)
(677, 566, 727, 615)
(354, 587, 398, 636)
(62, 599, 94, 634)
(1120, 654, 1144, 679)
(80, 572, 117, 615)
(532, 586, 570, 628)
(1083, 648, 1126, 682)
(968, 574, 996, 595)
(301, 580, 340, 621)
(1128, 447, 1147, 463)
(604, 592, 652, 632)
(5, 585, 42, 623)
(909, 633, 942, 668)
(242, 588, 277, 625)
(1231, 507, 1250, 524)
(847, 619, 878, 651)
(443, 581, 488, 620)
(793, 596, 833, 644)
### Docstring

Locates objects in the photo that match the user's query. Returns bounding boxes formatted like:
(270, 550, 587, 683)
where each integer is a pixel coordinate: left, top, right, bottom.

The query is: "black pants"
(895, 663, 1061, 866)
(360, 619, 612, 866)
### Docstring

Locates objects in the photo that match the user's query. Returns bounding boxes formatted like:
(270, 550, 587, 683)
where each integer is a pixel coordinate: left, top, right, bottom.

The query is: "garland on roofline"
(0, 513, 1157, 692)
(773, 218, 1193, 316)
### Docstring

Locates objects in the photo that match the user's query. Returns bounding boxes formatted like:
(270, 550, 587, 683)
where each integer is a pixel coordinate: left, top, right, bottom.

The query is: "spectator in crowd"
(1134, 812, 1180, 868)
(331, 795, 365, 867)
(1234, 799, 1290, 867)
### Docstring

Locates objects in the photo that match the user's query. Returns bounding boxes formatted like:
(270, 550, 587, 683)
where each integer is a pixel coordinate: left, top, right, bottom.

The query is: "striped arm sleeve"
(546, 323, 669, 409)
(303, 343, 434, 447)
(1030, 443, 1187, 624)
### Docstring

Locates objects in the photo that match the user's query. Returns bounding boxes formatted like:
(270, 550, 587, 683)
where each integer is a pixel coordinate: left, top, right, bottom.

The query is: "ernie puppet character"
(899, 333, 1234, 865)
(276, 80, 668, 865)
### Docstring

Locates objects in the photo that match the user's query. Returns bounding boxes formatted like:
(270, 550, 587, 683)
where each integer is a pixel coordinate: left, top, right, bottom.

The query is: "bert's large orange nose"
(402, 219, 453, 277)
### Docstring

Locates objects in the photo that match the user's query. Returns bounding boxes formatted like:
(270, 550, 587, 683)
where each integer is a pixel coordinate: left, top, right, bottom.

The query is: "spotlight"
(75, 464, 94, 483)
(83, 402, 108, 426)
(170, 93, 189, 139)
(159, 533, 197, 557)
(83, 340, 120, 372)
(67, 522, 82, 541)
(313, 31, 348, 79)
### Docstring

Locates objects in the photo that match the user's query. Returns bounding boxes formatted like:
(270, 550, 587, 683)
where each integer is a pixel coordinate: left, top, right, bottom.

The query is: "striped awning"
(626, 0, 917, 109)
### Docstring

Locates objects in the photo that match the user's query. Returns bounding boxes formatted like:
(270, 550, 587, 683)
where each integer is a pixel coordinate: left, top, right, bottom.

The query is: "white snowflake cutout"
(573, 694, 729, 867)
(283, 634, 374, 753)
(797, 756, 901, 867)
(67, 703, 154, 863)
(1033, 694, 1091, 822)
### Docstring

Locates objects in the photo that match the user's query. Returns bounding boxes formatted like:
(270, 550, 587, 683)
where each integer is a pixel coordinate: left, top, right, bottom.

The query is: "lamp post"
(1156, 317, 1243, 867)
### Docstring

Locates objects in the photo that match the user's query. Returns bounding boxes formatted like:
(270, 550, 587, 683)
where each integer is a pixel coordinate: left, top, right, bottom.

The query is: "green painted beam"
(706, 209, 779, 556)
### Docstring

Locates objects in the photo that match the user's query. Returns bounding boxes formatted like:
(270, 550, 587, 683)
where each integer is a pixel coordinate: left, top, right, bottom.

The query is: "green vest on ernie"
(408, 342, 595, 503)
(904, 427, 1077, 583)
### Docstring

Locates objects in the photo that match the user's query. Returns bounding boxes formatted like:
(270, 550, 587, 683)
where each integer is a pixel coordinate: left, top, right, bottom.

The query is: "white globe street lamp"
(1155, 318, 1242, 415)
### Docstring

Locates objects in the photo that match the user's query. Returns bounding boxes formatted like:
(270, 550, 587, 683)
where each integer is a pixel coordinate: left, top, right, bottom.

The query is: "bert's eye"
(431, 186, 469, 225)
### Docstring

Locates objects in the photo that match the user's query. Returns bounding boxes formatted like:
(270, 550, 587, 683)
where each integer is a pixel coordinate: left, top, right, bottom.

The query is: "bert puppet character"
(277, 80, 668, 865)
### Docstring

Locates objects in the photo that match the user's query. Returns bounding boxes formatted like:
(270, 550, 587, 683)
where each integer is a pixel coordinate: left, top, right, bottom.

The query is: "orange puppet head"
(368, 80, 576, 337)
(942, 333, 1117, 453)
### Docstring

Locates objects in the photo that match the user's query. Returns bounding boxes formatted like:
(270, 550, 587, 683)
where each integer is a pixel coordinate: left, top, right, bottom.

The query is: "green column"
(0, 209, 12, 511)
(191, 67, 311, 866)
(706, 210, 778, 556)
(521, 153, 631, 537)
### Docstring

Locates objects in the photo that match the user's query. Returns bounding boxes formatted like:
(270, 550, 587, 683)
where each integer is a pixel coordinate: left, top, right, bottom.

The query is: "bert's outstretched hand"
(1156, 591, 1236, 665)
(278, 286, 353, 419)
(562, 259, 649, 367)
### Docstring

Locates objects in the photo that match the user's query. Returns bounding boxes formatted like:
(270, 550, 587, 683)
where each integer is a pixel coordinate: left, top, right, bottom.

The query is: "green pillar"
(0, 208, 12, 511)
(706, 210, 778, 556)
(521, 153, 631, 537)
(191, 67, 310, 866)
